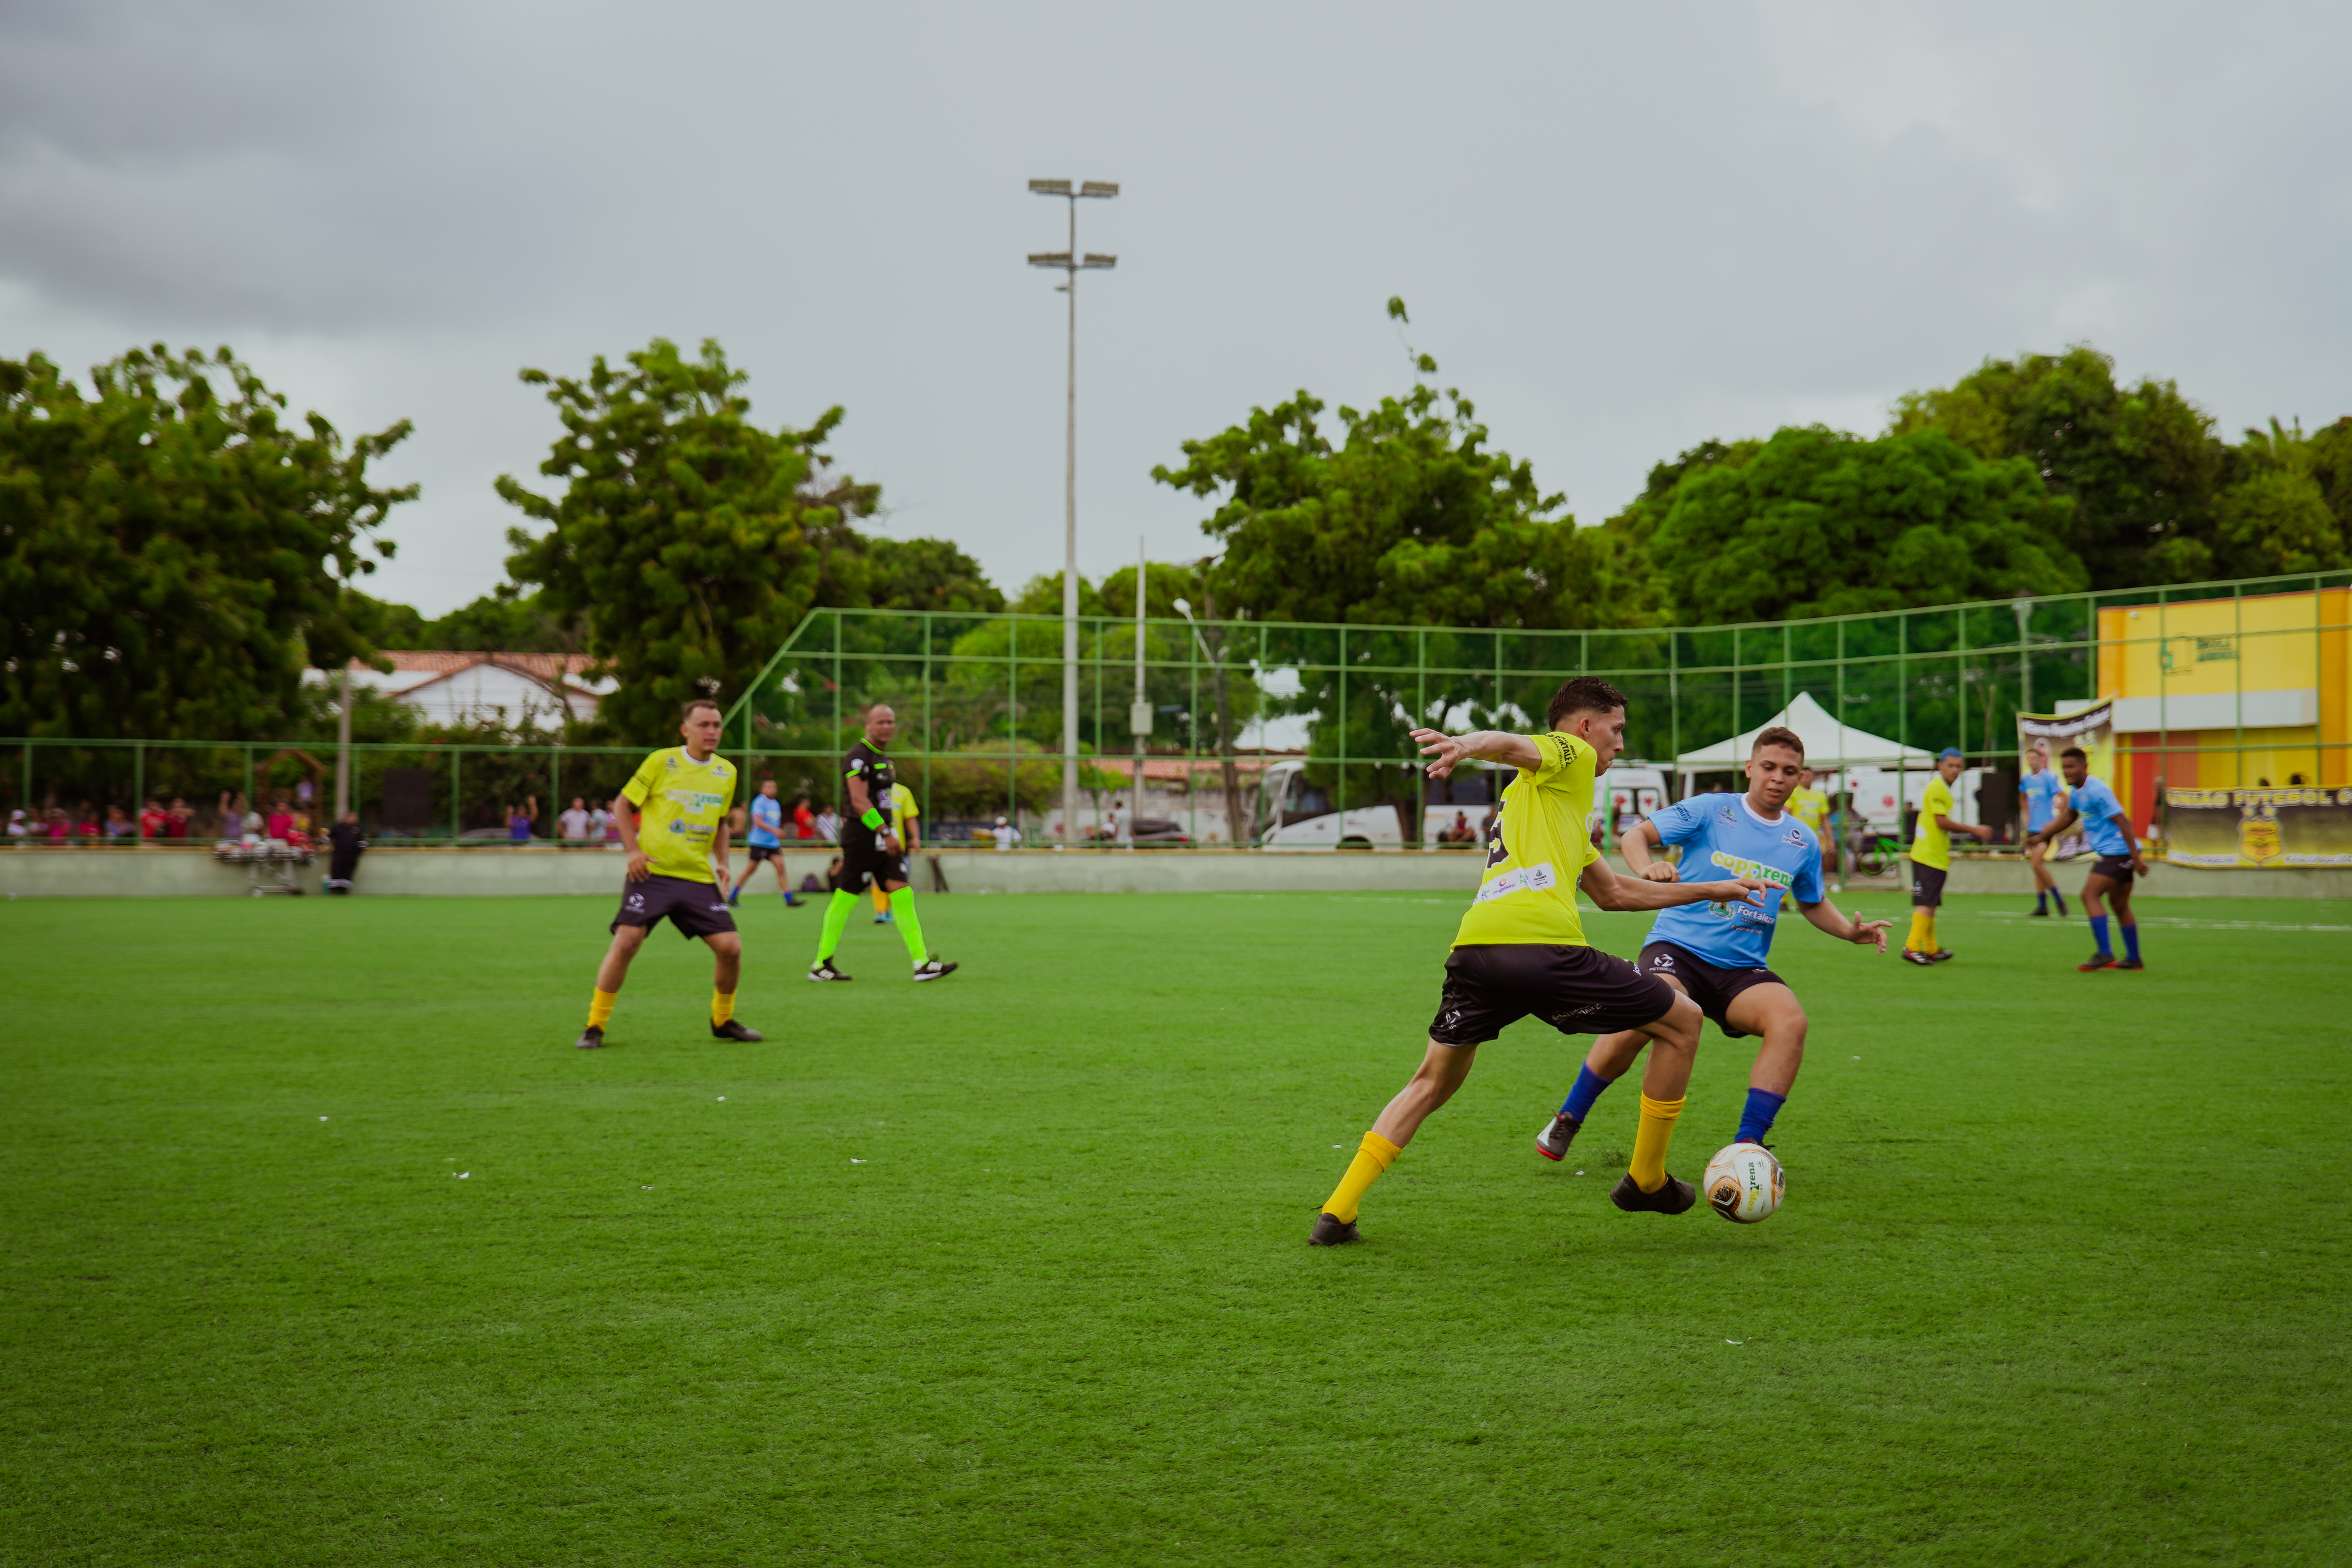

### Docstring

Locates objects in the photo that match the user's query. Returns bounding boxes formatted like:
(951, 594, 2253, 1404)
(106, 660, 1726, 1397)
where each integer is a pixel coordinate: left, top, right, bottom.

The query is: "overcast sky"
(5, 1, 2347, 616)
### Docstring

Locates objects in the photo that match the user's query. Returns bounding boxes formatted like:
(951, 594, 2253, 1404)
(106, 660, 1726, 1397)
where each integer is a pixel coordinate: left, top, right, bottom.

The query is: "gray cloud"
(4, 0, 2348, 614)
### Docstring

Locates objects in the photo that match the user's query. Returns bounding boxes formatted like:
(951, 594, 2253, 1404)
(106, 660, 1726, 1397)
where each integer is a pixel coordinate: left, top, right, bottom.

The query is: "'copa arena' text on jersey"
(1643, 794, 1824, 970)
(621, 746, 737, 884)
(1451, 732, 1606, 949)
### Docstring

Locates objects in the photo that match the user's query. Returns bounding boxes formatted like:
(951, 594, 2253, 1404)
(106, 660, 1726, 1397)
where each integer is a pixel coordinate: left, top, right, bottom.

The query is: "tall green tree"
(1649, 424, 2085, 623)
(499, 338, 883, 740)
(0, 345, 412, 739)
(2206, 418, 2350, 578)
(1890, 347, 2225, 587)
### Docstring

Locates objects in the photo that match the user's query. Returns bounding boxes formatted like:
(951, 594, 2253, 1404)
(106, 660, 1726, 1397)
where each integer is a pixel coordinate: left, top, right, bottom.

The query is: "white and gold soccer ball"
(1704, 1142, 1784, 1224)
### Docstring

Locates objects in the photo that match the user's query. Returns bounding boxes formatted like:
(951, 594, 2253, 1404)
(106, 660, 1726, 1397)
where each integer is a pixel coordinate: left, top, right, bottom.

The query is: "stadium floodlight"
(1028, 177, 1121, 847)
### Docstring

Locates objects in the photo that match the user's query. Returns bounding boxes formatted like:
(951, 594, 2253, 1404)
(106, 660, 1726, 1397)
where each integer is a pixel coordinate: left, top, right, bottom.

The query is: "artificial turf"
(3, 887, 2348, 1566)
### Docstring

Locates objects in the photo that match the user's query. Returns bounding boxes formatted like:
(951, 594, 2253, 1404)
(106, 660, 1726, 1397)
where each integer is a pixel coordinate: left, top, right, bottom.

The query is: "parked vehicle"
(1257, 760, 1405, 849)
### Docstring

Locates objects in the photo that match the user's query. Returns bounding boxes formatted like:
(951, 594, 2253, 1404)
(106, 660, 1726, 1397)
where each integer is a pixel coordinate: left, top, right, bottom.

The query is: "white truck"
(1257, 758, 1407, 848)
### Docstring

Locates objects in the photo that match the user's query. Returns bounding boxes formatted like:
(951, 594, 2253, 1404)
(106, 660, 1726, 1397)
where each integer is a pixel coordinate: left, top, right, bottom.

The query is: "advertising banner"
(2016, 699, 2115, 860)
(2163, 785, 2352, 868)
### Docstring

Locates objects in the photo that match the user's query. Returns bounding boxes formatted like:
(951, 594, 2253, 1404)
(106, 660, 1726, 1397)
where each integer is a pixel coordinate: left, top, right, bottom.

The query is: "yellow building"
(2097, 587, 2351, 828)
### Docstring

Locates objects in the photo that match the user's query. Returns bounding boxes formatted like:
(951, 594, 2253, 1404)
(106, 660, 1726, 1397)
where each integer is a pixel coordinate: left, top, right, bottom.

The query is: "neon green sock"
(890, 887, 927, 965)
(816, 889, 857, 963)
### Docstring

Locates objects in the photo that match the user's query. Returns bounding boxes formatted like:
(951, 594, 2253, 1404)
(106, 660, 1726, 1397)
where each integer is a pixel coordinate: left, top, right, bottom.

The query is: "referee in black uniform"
(808, 703, 956, 982)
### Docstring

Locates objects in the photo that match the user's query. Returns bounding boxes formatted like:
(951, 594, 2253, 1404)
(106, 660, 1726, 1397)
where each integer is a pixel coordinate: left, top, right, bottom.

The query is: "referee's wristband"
(861, 808, 885, 831)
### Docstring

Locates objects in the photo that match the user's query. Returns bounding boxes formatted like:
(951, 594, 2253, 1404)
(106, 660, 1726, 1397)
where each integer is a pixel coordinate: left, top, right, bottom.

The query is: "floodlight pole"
(1028, 179, 1118, 847)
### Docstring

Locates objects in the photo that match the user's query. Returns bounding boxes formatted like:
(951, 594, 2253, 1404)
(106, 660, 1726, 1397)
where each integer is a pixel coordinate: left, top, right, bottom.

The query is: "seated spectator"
(559, 796, 592, 841)
(166, 798, 192, 839)
(6, 808, 27, 839)
(139, 798, 169, 839)
(1436, 810, 1477, 845)
(815, 802, 841, 842)
(265, 798, 298, 843)
(75, 803, 100, 840)
(105, 805, 135, 840)
(48, 807, 72, 840)
(220, 791, 258, 841)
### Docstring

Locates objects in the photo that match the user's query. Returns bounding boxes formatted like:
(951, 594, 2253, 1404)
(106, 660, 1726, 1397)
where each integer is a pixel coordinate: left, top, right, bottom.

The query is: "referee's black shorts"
(831, 838, 909, 893)
(1429, 943, 1678, 1047)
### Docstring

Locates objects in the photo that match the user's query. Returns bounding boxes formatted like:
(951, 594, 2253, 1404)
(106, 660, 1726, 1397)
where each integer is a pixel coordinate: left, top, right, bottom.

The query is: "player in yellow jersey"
(873, 782, 919, 923)
(1787, 767, 1830, 843)
(1901, 747, 1992, 966)
(1309, 677, 1772, 1244)
(573, 700, 764, 1049)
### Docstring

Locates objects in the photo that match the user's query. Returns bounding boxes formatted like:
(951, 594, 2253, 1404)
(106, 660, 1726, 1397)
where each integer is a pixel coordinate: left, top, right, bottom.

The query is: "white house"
(322, 652, 614, 727)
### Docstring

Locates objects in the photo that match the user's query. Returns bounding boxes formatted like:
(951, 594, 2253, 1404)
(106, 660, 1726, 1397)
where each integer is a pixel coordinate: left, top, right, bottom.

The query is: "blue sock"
(2054, 890, 2069, 915)
(2121, 923, 2140, 961)
(1559, 1065, 1616, 1123)
(2035, 890, 2048, 912)
(1737, 1088, 1787, 1145)
(2088, 914, 2111, 954)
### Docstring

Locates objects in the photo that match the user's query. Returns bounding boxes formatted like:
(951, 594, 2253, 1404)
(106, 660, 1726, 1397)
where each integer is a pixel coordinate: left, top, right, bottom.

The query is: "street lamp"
(1029, 177, 1118, 846)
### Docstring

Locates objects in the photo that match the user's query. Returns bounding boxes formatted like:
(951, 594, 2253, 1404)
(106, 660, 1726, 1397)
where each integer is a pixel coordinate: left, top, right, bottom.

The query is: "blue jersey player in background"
(1536, 725, 1892, 1164)
(2027, 745, 2148, 970)
(2018, 741, 2070, 917)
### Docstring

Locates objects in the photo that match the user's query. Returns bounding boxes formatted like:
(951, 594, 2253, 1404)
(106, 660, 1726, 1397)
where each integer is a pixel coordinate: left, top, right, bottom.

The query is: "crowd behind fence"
(9, 568, 2348, 852)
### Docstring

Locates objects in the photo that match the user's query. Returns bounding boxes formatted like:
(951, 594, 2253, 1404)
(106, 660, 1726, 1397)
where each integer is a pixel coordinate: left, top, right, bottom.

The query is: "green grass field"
(5, 887, 2350, 1565)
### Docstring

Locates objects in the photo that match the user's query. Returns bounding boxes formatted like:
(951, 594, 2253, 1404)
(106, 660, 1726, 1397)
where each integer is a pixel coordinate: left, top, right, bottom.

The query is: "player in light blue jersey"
(2017, 741, 2070, 917)
(727, 777, 802, 908)
(1535, 725, 1891, 1160)
(2026, 745, 2147, 970)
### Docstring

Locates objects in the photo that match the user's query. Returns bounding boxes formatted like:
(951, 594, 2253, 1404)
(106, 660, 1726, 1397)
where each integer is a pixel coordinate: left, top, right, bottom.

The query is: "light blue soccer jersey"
(2070, 776, 2133, 856)
(1643, 794, 1825, 970)
(2020, 767, 2065, 832)
(748, 795, 783, 847)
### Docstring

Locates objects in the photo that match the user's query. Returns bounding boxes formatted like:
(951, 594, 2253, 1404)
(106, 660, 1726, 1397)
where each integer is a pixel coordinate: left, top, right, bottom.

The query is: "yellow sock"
(1921, 911, 1938, 951)
(1630, 1092, 1686, 1193)
(873, 886, 889, 914)
(1907, 910, 1932, 953)
(712, 988, 736, 1025)
(588, 988, 617, 1028)
(1321, 1131, 1402, 1223)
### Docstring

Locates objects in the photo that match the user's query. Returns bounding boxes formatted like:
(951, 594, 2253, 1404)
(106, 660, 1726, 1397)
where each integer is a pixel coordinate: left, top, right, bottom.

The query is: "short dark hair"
(1546, 676, 1628, 728)
(2060, 745, 2087, 764)
(1751, 725, 1805, 760)
(682, 699, 722, 722)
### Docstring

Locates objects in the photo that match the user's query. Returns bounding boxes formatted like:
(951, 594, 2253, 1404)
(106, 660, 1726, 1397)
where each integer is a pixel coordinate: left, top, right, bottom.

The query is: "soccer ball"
(1704, 1142, 1784, 1224)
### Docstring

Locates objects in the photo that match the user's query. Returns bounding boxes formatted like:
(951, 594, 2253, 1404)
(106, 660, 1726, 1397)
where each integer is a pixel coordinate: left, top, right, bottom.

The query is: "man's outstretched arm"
(1411, 728, 1542, 778)
(1799, 898, 1891, 953)
(1579, 858, 1769, 913)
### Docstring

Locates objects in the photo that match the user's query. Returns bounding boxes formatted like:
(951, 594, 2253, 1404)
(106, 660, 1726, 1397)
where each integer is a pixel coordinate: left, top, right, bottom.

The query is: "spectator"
(265, 797, 298, 843)
(559, 796, 592, 842)
(48, 807, 72, 840)
(104, 805, 134, 840)
(589, 799, 614, 843)
(75, 803, 100, 841)
(1437, 811, 1476, 845)
(815, 801, 841, 842)
(994, 813, 1021, 850)
(7, 808, 27, 839)
(1106, 798, 1132, 847)
(793, 794, 817, 840)
(219, 791, 258, 841)
(507, 795, 537, 843)
(325, 811, 366, 893)
(139, 797, 169, 839)
(166, 798, 192, 839)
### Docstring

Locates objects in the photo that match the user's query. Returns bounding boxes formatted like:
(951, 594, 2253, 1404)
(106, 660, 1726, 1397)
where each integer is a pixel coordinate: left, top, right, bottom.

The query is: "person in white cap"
(993, 814, 1020, 851)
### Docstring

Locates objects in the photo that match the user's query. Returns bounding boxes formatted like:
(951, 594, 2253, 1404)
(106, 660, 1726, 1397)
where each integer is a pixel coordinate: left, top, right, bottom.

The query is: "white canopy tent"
(1671, 692, 1934, 797)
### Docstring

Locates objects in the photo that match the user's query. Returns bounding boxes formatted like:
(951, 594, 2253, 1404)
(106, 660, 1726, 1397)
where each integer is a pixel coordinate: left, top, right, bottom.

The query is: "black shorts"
(1910, 862, 1948, 907)
(611, 872, 739, 940)
(1638, 941, 1787, 1040)
(831, 840, 908, 894)
(746, 844, 782, 865)
(2089, 854, 2136, 883)
(1429, 944, 1678, 1047)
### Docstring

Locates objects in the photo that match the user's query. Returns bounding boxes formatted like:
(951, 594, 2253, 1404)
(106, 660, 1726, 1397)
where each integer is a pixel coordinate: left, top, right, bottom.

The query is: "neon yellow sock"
(1921, 911, 1938, 951)
(816, 889, 857, 961)
(712, 988, 735, 1025)
(588, 988, 617, 1028)
(1630, 1092, 1686, 1193)
(1321, 1131, 1401, 1223)
(1906, 910, 1932, 953)
(890, 887, 927, 964)
(873, 885, 889, 914)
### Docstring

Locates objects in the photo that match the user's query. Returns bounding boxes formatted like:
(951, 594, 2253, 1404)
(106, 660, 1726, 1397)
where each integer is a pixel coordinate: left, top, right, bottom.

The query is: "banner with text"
(2164, 785, 2352, 868)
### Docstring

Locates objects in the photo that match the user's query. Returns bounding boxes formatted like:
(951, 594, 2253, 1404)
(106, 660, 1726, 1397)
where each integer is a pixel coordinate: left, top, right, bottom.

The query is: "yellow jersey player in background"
(1787, 767, 1830, 843)
(1310, 676, 1771, 1245)
(574, 699, 764, 1049)
(1903, 746, 1993, 966)
(873, 782, 919, 923)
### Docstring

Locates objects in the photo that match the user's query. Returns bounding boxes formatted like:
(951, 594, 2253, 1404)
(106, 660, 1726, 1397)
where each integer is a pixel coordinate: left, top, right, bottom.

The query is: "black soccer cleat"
(1535, 1112, 1582, 1162)
(2113, 956, 2145, 970)
(2027, 906, 2050, 917)
(1610, 1171, 1697, 1215)
(710, 1019, 764, 1042)
(573, 1025, 605, 1050)
(2078, 952, 2117, 971)
(1929, 948, 1956, 963)
(1308, 1211, 1360, 1246)
(912, 958, 958, 982)
(1900, 948, 1936, 967)
(808, 960, 852, 982)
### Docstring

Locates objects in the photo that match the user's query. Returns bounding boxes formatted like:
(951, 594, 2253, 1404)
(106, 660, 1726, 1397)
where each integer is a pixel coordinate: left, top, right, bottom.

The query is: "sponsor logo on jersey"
(1474, 860, 1558, 904)
(662, 788, 727, 811)
(1707, 850, 1796, 889)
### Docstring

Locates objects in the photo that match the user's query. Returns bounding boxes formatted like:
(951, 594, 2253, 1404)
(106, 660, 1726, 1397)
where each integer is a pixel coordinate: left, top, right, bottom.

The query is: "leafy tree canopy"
(1648, 424, 2086, 623)
(0, 345, 412, 740)
(1153, 305, 1645, 630)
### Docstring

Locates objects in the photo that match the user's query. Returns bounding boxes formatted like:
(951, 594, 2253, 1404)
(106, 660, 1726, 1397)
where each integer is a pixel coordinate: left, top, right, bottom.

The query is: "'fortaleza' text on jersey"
(1642, 794, 1823, 970)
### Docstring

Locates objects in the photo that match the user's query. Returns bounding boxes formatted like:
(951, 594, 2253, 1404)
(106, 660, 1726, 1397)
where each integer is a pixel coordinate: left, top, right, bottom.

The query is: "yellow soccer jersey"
(890, 783, 918, 822)
(1788, 786, 1829, 840)
(1451, 731, 1607, 948)
(1912, 775, 1954, 871)
(621, 746, 737, 883)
